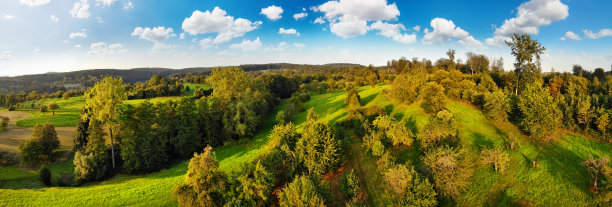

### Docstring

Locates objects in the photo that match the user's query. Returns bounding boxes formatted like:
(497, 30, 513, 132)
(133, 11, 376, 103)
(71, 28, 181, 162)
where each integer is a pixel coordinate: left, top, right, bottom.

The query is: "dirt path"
(0, 111, 76, 152)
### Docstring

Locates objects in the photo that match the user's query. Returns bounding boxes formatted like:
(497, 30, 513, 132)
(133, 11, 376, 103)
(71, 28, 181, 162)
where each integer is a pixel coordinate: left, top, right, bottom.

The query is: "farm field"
(1, 85, 609, 206)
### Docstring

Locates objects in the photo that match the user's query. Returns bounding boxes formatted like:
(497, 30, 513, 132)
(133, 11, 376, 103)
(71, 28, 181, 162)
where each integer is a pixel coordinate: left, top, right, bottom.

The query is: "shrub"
(0, 116, 9, 132)
(173, 146, 228, 207)
(391, 74, 425, 104)
(423, 147, 472, 198)
(483, 91, 511, 121)
(0, 151, 19, 166)
(518, 84, 561, 139)
(278, 175, 326, 207)
(421, 82, 447, 114)
(340, 169, 360, 199)
(19, 123, 60, 165)
(372, 115, 414, 147)
(39, 165, 52, 186)
(480, 147, 510, 173)
(383, 164, 437, 207)
(419, 110, 458, 149)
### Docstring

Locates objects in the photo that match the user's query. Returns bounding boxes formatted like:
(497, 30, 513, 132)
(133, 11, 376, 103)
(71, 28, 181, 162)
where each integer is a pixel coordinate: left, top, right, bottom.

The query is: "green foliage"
(419, 110, 458, 149)
(0, 116, 8, 132)
(483, 91, 511, 121)
(372, 115, 414, 147)
(19, 123, 60, 165)
(518, 83, 561, 139)
(505, 33, 546, 95)
(383, 164, 437, 207)
(73, 116, 89, 152)
(423, 147, 472, 198)
(197, 97, 224, 147)
(84, 76, 126, 125)
(256, 73, 299, 99)
(73, 121, 110, 182)
(346, 85, 362, 109)
(48, 102, 59, 115)
(266, 123, 300, 151)
(231, 161, 273, 206)
(421, 82, 447, 114)
(39, 165, 52, 186)
(278, 175, 326, 207)
(297, 121, 342, 175)
(480, 147, 510, 173)
(119, 101, 167, 173)
(276, 110, 288, 125)
(172, 98, 200, 158)
(340, 169, 360, 199)
(174, 146, 228, 207)
(391, 74, 425, 104)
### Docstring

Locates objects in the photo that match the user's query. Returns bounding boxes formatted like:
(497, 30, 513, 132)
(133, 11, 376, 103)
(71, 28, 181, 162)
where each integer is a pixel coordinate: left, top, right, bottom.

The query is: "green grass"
(182, 83, 211, 97)
(15, 96, 86, 127)
(1, 85, 610, 206)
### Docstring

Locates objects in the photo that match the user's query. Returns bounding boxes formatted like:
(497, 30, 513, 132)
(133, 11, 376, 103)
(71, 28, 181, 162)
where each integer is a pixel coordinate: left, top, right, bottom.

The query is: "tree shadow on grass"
(359, 92, 377, 106)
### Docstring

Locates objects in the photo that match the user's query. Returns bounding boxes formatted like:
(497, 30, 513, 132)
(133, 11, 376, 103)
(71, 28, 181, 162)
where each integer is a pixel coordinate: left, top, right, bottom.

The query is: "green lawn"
(1, 85, 609, 206)
(15, 96, 86, 127)
(182, 83, 211, 97)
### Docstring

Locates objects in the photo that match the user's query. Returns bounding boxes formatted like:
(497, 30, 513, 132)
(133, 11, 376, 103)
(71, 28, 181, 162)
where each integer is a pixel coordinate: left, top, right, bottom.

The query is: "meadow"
(0, 84, 609, 206)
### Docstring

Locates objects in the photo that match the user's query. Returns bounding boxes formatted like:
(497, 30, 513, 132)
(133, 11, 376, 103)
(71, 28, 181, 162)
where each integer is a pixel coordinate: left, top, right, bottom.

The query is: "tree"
(518, 84, 561, 139)
(340, 169, 360, 199)
(383, 164, 437, 207)
(423, 147, 472, 198)
(583, 156, 610, 191)
(73, 120, 110, 182)
(278, 175, 326, 207)
(39, 165, 52, 186)
(84, 76, 126, 169)
(372, 115, 414, 147)
(505, 33, 546, 95)
(419, 110, 457, 149)
(172, 98, 200, 158)
(421, 82, 446, 114)
(466, 52, 490, 74)
(119, 102, 167, 173)
(306, 107, 318, 122)
(480, 148, 510, 173)
(345, 85, 361, 109)
(596, 112, 609, 134)
(296, 121, 342, 175)
(0, 116, 8, 132)
(446, 49, 456, 70)
(39, 105, 48, 114)
(19, 123, 60, 165)
(232, 161, 273, 206)
(483, 91, 511, 121)
(174, 146, 228, 207)
(48, 102, 59, 115)
(73, 116, 90, 152)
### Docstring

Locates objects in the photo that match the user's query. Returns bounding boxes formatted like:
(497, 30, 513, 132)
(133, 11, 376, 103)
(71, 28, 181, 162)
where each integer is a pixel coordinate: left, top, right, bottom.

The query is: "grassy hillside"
(1, 84, 609, 206)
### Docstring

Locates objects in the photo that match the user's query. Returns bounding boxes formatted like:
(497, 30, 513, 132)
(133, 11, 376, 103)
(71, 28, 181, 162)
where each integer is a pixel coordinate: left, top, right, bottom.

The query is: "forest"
(1, 33, 612, 206)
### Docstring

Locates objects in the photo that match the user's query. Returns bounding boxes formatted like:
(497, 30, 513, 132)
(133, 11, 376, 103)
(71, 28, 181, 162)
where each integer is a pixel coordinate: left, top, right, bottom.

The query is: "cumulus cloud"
(294, 43, 306, 49)
(123, 1, 134, 10)
(50, 15, 59, 23)
(314, 17, 325, 24)
(583, 29, 612, 39)
(88, 42, 125, 55)
(230, 37, 262, 51)
(131, 26, 174, 44)
(69, 32, 87, 38)
(71, 0, 91, 19)
(315, 0, 416, 43)
(294, 12, 308, 20)
(96, 0, 117, 7)
(19, 0, 50, 6)
(199, 38, 213, 49)
(560, 31, 581, 41)
(182, 7, 262, 44)
(0, 51, 13, 61)
(486, 0, 569, 47)
(264, 42, 289, 52)
(412, 25, 420, 32)
(260, 5, 283, 21)
(279, 28, 300, 36)
(370, 21, 416, 44)
(4, 15, 15, 20)
(421, 18, 483, 49)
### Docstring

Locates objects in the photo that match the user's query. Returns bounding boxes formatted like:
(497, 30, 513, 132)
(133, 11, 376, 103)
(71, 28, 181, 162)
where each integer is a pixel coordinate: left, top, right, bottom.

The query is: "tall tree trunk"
(515, 70, 520, 96)
(110, 127, 115, 169)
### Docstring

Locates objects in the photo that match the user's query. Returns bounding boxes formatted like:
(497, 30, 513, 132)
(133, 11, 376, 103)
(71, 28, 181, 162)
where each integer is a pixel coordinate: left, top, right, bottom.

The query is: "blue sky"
(1, 0, 611, 76)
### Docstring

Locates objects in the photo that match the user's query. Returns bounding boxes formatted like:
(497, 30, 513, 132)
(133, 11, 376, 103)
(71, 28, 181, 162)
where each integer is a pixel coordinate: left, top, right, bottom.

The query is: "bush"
(0, 116, 9, 132)
(518, 84, 561, 139)
(340, 169, 360, 199)
(383, 164, 437, 206)
(173, 146, 228, 207)
(0, 151, 19, 166)
(423, 147, 472, 198)
(480, 147, 510, 173)
(419, 110, 458, 149)
(39, 165, 52, 186)
(483, 91, 511, 121)
(421, 82, 447, 114)
(19, 123, 60, 165)
(278, 175, 326, 207)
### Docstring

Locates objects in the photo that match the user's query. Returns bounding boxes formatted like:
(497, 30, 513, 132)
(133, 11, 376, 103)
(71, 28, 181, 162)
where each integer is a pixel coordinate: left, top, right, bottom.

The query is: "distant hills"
(0, 63, 363, 94)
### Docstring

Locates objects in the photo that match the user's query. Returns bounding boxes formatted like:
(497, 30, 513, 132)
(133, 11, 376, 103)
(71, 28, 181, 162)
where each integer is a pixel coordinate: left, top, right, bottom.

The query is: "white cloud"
(294, 43, 306, 49)
(293, 12, 308, 20)
(370, 21, 416, 44)
(560, 31, 581, 41)
(457, 36, 486, 50)
(0, 51, 13, 61)
(182, 7, 262, 44)
(179, 33, 185, 39)
(583, 29, 612, 39)
(230, 37, 262, 51)
(88, 42, 125, 55)
(71, 0, 91, 19)
(279, 28, 300, 36)
(74, 45, 82, 48)
(486, 0, 569, 47)
(123, 1, 133, 10)
(69, 32, 87, 38)
(199, 38, 213, 49)
(131, 26, 174, 44)
(260, 5, 283, 21)
(264, 42, 288, 52)
(315, 0, 400, 38)
(19, 0, 50, 6)
(50, 15, 59, 23)
(422, 18, 484, 50)
(314, 17, 325, 24)
(4, 15, 15, 20)
(412, 25, 420, 32)
(96, 0, 116, 7)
